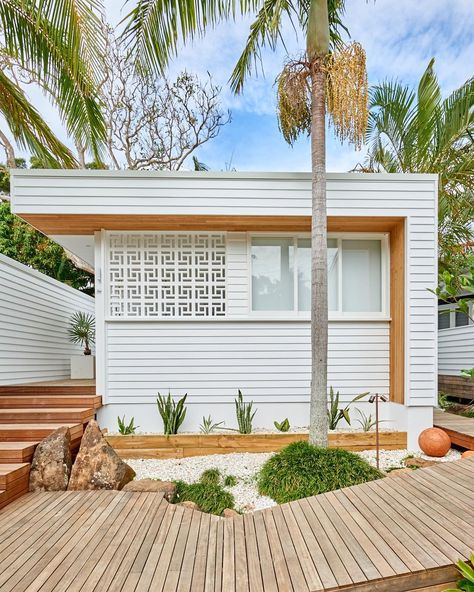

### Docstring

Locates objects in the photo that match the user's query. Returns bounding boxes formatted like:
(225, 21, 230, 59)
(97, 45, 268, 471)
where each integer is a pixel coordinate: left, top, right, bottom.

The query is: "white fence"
(438, 325, 474, 375)
(0, 253, 95, 384)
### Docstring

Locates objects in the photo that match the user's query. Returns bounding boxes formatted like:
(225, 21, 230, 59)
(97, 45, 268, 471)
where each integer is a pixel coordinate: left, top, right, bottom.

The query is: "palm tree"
(0, 0, 106, 167)
(365, 59, 474, 273)
(123, 0, 368, 446)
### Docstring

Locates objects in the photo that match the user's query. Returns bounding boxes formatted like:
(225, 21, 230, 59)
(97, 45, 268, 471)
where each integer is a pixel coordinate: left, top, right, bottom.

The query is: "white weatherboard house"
(10, 170, 438, 448)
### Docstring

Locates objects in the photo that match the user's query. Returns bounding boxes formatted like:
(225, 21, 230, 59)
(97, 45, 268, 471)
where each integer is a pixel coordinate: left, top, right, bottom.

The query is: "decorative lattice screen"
(107, 233, 226, 318)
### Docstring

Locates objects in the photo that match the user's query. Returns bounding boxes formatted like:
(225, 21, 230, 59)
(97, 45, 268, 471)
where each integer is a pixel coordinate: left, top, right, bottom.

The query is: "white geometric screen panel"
(107, 233, 226, 318)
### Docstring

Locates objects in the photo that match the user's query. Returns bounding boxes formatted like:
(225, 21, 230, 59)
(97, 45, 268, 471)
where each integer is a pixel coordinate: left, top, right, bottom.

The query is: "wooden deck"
(1, 458, 473, 591)
(0, 380, 101, 509)
(434, 408, 474, 450)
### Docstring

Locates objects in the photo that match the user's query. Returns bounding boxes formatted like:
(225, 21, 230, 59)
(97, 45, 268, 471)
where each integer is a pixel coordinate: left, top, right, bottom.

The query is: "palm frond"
(0, 0, 106, 158)
(0, 70, 77, 168)
(230, 0, 292, 94)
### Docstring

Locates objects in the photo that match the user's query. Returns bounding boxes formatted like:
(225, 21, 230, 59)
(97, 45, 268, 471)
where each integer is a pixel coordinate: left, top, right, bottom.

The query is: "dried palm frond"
(326, 42, 368, 150)
(276, 61, 311, 145)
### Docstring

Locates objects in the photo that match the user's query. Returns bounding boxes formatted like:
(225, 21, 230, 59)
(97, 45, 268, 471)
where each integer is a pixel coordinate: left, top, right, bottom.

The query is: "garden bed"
(106, 431, 407, 459)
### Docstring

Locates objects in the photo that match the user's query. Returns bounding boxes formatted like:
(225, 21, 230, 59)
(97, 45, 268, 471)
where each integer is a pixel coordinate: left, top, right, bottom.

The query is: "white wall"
(438, 325, 474, 375)
(0, 254, 95, 384)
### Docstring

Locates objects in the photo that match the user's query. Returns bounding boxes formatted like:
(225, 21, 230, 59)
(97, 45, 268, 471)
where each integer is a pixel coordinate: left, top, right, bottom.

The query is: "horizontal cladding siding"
(0, 254, 95, 384)
(438, 326, 474, 375)
(12, 171, 437, 216)
(106, 321, 389, 404)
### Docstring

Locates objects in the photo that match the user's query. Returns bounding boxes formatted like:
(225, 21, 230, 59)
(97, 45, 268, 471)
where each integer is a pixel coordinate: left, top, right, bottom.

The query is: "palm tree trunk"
(309, 60, 328, 447)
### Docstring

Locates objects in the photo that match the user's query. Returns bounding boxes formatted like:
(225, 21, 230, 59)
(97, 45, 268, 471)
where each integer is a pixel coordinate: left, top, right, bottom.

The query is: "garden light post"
(368, 393, 389, 470)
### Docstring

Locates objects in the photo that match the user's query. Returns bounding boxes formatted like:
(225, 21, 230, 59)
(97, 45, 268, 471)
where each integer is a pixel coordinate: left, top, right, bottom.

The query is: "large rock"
(29, 427, 72, 492)
(222, 508, 239, 518)
(404, 457, 438, 469)
(122, 479, 176, 500)
(68, 420, 135, 490)
(177, 500, 200, 511)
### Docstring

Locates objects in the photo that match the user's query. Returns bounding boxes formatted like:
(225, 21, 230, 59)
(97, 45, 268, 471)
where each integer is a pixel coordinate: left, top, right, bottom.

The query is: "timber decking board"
(0, 407, 95, 423)
(0, 459, 473, 591)
(0, 442, 38, 462)
(434, 408, 474, 449)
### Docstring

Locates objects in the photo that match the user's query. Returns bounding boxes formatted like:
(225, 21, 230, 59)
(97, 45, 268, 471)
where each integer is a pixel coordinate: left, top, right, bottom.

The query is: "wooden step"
(0, 383, 96, 396)
(0, 463, 30, 488)
(0, 423, 83, 442)
(0, 408, 95, 424)
(0, 476, 30, 510)
(0, 442, 38, 463)
(0, 395, 102, 409)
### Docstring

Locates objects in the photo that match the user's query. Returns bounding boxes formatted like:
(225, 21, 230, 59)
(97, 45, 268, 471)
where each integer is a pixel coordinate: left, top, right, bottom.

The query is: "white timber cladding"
(438, 325, 474, 375)
(106, 321, 389, 404)
(0, 253, 95, 384)
(107, 232, 226, 318)
(11, 171, 439, 407)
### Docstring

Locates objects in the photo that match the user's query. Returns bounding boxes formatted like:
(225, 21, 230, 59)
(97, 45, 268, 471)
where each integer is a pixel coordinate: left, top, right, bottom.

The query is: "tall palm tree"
(0, 0, 107, 167)
(365, 59, 474, 272)
(123, 0, 368, 446)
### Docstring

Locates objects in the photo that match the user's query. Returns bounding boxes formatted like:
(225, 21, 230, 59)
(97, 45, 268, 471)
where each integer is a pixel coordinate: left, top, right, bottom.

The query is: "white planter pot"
(70, 355, 95, 379)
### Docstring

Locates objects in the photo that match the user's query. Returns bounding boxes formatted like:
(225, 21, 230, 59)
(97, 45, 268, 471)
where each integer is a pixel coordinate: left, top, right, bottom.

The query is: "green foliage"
(68, 312, 95, 355)
(200, 468, 221, 486)
(173, 471, 235, 515)
(365, 60, 474, 272)
(438, 392, 452, 410)
(224, 474, 237, 487)
(443, 553, 474, 591)
(117, 415, 139, 435)
(258, 441, 383, 504)
(0, 0, 106, 163)
(461, 369, 474, 380)
(327, 387, 368, 430)
(274, 418, 290, 432)
(354, 409, 376, 432)
(157, 392, 187, 435)
(430, 268, 474, 326)
(199, 415, 224, 434)
(0, 199, 94, 294)
(461, 406, 474, 419)
(235, 390, 256, 434)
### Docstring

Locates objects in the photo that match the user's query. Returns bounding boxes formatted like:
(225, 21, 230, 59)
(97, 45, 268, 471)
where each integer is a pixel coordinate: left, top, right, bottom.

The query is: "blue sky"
(7, 0, 474, 172)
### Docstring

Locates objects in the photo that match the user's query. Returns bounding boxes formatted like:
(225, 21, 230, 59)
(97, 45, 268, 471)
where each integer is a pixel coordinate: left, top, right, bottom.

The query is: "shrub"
(235, 390, 256, 434)
(156, 392, 187, 435)
(117, 415, 139, 435)
(173, 472, 235, 515)
(258, 441, 383, 503)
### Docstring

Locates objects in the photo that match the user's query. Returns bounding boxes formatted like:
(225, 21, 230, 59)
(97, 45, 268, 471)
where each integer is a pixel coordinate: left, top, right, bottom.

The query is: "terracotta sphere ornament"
(461, 450, 474, 459)
(418, 428, 451, 457)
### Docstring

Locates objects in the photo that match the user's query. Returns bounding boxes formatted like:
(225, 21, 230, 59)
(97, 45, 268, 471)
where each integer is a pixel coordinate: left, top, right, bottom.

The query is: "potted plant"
(68, 312, 95, 379)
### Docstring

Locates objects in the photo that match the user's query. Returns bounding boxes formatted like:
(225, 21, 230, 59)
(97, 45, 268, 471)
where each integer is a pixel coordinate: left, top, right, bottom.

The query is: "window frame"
(248, 232, 390, 321)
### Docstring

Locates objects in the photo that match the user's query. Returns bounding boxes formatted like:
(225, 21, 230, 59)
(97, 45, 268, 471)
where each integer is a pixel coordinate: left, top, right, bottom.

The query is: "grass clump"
(200, 468, 221, 486)
(224, 474, 237, 487)
(173, 477, 235, 516)
(258, 441, 383, 504)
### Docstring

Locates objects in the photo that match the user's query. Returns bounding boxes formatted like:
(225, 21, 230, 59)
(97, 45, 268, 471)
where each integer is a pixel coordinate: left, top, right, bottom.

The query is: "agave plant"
(327, 388, 369, 430)
(68, 312, 95, 355)
(117, 415, 139, 435)
(444, 553, 474, 591)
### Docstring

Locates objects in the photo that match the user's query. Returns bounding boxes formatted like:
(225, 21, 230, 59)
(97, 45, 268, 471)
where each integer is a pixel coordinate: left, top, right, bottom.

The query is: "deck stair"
(0, 380, 100, 509)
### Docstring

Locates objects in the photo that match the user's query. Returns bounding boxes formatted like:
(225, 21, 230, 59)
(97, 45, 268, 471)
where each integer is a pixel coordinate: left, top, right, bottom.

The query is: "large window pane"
(296, 238, 339, 311)
(455, 310, 469, 327)
(251, 238, 294, 310)
(341, 240, 381, 312)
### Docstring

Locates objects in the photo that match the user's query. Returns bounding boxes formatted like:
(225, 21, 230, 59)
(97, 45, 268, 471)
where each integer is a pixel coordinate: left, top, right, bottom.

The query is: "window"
(438, 303, 473, 330)
(251, 235, 387, 316)
(455, 310, 469, 327)
(438, 310, 451, 330)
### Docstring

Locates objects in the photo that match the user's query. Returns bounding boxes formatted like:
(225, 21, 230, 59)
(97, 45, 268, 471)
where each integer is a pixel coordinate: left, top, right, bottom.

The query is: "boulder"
(29, 427, 72, 492)
(222, 508, 239, 518)
(68, 420, 135, 490)
(404, 457, 438, 469)
(122, 479, 176, 500)
(177, 500, 200, 511)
